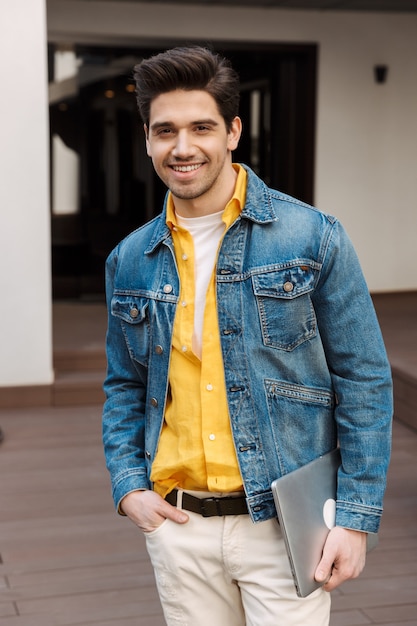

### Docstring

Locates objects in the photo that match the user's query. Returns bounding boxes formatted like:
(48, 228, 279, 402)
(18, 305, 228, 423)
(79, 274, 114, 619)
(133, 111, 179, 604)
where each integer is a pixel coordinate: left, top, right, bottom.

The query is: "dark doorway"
(49, 42, 317, 299)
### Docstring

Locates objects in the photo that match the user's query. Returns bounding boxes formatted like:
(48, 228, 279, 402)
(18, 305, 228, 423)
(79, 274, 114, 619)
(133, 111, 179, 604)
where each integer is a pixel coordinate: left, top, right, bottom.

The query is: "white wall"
(315, 14, 417, 291)
(0, 0, 53, 386)
(47, 1, 417, 292)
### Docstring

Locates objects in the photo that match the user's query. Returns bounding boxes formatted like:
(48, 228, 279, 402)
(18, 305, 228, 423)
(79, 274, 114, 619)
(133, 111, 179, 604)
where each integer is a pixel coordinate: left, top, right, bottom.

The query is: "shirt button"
(182, 254, 188, 260)
(209, 434, 216, 441)
(206, 384, 213, 391)
(181, 345, 187, 352)
(163, 284, 173, 294)
(181, 301, 187, 307)
(283, 281, 294, 293)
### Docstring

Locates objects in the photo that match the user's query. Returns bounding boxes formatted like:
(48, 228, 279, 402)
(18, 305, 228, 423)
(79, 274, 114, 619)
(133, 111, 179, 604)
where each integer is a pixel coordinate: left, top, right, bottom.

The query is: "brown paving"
(0, 294, 416, 625)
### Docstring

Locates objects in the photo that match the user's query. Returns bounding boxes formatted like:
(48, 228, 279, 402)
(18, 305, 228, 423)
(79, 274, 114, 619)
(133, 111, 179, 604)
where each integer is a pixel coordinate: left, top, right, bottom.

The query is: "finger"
(321, 564, 345, 592)
(315, 546, 336, 583)
(161, 500, 189, 524)
(315, 560, 333, 584)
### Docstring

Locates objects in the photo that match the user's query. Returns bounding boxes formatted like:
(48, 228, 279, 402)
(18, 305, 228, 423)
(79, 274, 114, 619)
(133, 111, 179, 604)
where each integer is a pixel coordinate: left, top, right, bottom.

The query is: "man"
(103, 46, 392, 625)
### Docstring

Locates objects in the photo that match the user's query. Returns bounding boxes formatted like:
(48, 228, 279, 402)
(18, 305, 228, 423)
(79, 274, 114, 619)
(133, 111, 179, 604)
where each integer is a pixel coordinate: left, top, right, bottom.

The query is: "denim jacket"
(103, 165, 392, 531)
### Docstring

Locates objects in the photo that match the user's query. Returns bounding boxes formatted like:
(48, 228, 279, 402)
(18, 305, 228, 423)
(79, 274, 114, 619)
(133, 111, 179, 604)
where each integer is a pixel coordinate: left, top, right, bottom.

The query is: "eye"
(195, 125, 210, 133)
(155, 128, 174, 136)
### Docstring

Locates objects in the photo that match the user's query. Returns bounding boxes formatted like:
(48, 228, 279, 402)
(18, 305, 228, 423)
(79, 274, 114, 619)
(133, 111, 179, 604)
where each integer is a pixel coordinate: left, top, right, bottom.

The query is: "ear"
(227, 116, 242, 152)
(144, 124, 151, 156)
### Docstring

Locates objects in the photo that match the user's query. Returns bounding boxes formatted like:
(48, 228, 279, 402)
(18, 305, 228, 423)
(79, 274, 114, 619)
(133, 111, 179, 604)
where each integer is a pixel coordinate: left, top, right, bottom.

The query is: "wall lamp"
(374, 65, 388, 84)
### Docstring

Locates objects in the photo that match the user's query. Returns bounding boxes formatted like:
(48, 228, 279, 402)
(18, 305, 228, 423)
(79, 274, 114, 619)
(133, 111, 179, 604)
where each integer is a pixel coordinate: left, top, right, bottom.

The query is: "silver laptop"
(271, 448, 378, 597)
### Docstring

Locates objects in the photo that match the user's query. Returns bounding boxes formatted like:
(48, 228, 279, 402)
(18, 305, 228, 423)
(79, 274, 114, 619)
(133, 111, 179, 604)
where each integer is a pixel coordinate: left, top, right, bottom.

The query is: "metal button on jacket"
(130, 307, 139, 318)
(283, 281, 294, 293)
(163, 284, 173, 294)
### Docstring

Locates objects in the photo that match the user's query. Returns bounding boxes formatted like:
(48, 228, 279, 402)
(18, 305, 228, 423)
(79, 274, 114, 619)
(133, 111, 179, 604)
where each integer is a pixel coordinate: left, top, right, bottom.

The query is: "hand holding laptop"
(271, 449, 378, 597)
(315, 525, 368, 591)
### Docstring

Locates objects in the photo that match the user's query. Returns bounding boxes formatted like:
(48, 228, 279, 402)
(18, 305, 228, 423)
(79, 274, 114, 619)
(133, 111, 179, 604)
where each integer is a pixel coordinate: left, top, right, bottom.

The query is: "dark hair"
(133, 46, 240, 130)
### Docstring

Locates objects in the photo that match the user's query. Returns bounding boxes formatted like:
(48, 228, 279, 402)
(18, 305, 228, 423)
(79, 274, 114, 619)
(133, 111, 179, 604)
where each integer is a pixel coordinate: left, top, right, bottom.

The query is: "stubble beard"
(168, 179, 213, 201)
(166, 156, 227, 202)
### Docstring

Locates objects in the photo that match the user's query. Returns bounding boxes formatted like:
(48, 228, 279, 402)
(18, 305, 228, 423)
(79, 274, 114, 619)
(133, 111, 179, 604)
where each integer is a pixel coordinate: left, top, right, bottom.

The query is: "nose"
(172, 130, 194, 159)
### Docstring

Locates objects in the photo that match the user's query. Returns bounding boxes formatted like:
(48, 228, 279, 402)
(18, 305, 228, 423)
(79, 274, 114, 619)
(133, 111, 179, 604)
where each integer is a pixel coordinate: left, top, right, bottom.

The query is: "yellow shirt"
(151, 164, 247, 497)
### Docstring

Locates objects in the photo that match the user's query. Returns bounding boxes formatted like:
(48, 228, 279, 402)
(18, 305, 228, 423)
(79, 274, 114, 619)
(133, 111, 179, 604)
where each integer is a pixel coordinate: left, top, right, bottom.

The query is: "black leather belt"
(165, 489, 248, 517)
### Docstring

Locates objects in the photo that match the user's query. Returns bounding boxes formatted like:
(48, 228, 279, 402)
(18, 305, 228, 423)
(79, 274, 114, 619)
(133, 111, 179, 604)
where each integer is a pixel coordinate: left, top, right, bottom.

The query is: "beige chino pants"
(144, 491, 331, 626)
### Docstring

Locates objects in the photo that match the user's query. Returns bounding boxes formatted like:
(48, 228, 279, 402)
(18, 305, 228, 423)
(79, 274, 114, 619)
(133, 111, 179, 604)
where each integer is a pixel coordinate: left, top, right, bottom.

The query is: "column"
(0, 0, 53, 392)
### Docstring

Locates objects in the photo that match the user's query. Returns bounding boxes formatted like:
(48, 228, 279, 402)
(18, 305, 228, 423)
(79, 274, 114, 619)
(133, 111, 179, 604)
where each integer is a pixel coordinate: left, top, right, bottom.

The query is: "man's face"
(145, 89, 241, 215)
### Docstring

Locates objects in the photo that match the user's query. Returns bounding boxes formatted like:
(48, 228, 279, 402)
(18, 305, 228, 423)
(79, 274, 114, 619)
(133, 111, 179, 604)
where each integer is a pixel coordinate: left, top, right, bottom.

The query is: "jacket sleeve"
(102, 248, 151, 513)
(312, 218, 393, 533)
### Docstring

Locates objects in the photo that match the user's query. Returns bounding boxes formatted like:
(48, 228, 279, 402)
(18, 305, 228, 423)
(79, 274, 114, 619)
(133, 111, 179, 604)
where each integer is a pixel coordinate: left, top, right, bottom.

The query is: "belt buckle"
(200, 496, 222, 517)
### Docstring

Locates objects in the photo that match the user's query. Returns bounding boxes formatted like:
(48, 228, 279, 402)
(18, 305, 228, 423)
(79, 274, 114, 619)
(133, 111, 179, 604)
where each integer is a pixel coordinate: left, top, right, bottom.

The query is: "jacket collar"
(145, 164, 277, 254)
(240, 164, 278, 225)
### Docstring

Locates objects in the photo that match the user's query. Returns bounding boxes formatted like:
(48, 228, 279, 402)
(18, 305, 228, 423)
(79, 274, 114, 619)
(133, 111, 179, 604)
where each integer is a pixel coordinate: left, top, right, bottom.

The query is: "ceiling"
(77, 0, 417, 12)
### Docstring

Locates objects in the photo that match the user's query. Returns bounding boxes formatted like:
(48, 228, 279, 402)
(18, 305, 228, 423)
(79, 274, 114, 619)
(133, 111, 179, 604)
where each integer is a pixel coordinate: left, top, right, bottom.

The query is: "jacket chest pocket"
(252, 266, 317, 351)
(111, 295, 150, 364)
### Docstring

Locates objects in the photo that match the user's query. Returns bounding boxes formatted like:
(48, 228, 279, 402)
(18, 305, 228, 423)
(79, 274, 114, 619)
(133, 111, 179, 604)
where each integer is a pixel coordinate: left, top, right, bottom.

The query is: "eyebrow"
(149, 118, 220, 132)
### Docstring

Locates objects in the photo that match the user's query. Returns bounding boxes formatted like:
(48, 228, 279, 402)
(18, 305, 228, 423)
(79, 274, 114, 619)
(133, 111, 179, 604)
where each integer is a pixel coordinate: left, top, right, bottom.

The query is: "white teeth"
(172, 164, 201, 172)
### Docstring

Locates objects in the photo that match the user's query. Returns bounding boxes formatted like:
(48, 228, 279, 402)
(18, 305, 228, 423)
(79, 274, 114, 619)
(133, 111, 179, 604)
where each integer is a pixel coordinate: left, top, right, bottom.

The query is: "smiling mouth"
(171, 164, 202, 173)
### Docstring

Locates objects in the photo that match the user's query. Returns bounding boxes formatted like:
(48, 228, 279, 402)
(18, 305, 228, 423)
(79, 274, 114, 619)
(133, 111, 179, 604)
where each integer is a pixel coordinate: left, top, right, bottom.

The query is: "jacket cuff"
(336, 501, 383, 533)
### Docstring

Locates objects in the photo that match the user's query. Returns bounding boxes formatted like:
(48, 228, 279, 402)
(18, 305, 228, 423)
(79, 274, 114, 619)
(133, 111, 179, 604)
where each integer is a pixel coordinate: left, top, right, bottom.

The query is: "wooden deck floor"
(0, 295, 416, 625)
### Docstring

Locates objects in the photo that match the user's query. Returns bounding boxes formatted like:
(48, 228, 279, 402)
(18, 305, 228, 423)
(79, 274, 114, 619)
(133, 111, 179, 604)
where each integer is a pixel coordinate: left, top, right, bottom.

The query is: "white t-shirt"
(176, 210, 225, 359)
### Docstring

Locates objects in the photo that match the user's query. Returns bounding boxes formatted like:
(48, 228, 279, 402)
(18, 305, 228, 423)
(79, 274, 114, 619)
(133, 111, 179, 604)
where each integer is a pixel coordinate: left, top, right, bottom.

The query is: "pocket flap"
(111, 295, 148, 323)
(252, 265, 316, 299)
